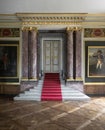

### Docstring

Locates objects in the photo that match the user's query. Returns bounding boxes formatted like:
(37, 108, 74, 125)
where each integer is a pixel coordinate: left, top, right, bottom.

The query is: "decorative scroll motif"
(0, 28, 20, 37)
(84, 28, 105, 37)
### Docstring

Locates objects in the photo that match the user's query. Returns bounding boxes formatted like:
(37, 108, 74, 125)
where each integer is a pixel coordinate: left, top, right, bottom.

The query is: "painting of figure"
(0, 45, 18, 77)
(88, 46, 105, 77)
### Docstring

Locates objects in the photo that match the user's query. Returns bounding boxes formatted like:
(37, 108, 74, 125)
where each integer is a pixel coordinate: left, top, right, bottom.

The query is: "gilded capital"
(22, 27, 37, 32)
(66, 27, 82, 32)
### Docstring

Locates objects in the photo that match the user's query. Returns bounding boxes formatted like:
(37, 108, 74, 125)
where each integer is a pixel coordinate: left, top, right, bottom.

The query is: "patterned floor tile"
(0, 96, 105, 130)
(35, 122, 69, 130)
(52, 102, 80, 113)
(53, 113, 89, 130)
(82, 120, 105, 130)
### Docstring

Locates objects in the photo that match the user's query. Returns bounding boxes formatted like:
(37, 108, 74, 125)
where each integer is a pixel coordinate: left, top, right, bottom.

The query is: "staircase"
(41, 73, 62, 101)
(14, 74, 90, 101)
(14, 79, 43, 101)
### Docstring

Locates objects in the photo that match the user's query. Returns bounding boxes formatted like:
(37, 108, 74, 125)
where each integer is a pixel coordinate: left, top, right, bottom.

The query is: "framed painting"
(85, 41, 105, 83)
(0, 41, 19, 83)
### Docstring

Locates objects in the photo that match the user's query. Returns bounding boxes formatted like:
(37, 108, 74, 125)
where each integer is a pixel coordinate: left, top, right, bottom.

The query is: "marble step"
(61, 92, 87, 96)
(14, 96, 40, 101)
(19, 93, 41, 97)
(14, 95, 90, 101)
(19, 91, 86, 96)
(14, 78, 90, 101)
(62, 96, 90, 101)
(14, 94, 90, 101)
(29, 89, 42, 91)
(14, 90, 90, 101)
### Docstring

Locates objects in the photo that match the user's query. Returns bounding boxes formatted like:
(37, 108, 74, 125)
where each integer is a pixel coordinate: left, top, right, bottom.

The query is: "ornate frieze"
(84, 28, 105, 37)
(0, 28, 20, 37)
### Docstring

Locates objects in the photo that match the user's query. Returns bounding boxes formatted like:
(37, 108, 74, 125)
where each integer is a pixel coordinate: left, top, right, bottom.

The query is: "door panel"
(43, 40, 60, 73)
(52, 42, 59, 72)
(44, 42, 51, 72)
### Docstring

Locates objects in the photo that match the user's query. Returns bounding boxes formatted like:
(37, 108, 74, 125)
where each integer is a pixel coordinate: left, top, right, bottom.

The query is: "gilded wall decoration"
(0, 28, 20, 37)
(84, 28, 105, 37)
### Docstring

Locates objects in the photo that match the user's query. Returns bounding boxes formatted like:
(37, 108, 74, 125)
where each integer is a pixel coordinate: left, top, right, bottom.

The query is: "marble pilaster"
(75, 30, 83, 81)
(21, 27, 38, 91)
(66, 30, 74, 81)
(29, 30, 37, 80)
(22, 30, 29, 80)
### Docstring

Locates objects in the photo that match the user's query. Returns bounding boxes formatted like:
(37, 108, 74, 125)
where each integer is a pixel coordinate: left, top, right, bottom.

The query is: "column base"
(75, 77, 83, 81)
(66, 78, 74, 81)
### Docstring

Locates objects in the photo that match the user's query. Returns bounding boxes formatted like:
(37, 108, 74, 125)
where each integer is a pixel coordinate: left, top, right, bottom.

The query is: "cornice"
(0, 13, 105, 27)
(0, 14, 20, 23)
(16, 13, 87, 26)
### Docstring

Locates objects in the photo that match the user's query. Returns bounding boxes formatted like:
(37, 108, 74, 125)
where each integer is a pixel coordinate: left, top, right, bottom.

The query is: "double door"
(43, 40, 60, 73)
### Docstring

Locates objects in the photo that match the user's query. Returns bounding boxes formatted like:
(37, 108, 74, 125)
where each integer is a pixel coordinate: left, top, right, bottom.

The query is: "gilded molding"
(66, 77, 83, 81)
(0, 82, 20, 85)
(75, 77, 83, 81)
(66, 78, 74, 81)
(84, 82, 105, 85)
(21, 78, 29, 81)
(1, 13, 105, 27)
(16, 13, 87, 26)
(28, 78, 37, 81)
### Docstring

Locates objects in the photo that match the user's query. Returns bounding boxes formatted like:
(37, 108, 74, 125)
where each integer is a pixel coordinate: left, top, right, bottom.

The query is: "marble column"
(75, 30, 82, 81)
(66, 29, 74, 81)
(28, 29, 37, 80)
(22, 30, 29, 80)
(20, 28, 38, 92)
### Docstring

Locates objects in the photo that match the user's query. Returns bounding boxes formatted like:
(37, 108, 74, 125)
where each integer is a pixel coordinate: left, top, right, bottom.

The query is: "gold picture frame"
(85, 41, 105, 83)
(0, 41, 19, 83)
(88, 46, 105, 77)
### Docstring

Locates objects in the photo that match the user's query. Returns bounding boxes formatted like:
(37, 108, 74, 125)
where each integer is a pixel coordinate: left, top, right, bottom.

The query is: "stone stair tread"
(14, 96, 40, 101)
(14, 78, 90, 101)
(19, 93, 40, 96)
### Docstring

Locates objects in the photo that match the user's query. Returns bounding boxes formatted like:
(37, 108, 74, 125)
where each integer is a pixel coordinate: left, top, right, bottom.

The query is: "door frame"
(41, 37, 63, 73)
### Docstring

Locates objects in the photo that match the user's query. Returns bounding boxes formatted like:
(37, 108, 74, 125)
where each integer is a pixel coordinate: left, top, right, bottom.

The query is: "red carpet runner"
(41, 73, 62, 101)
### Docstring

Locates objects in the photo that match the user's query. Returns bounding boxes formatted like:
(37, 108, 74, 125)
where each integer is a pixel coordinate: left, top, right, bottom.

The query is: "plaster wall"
(0, 0, 105, 14)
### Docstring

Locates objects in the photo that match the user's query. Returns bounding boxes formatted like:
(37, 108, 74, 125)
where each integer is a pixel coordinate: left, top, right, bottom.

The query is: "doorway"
(42, 38, 63, 73)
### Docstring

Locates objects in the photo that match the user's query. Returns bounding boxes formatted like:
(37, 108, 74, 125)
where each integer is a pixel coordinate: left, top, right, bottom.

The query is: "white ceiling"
(0, 0, 105, 14)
